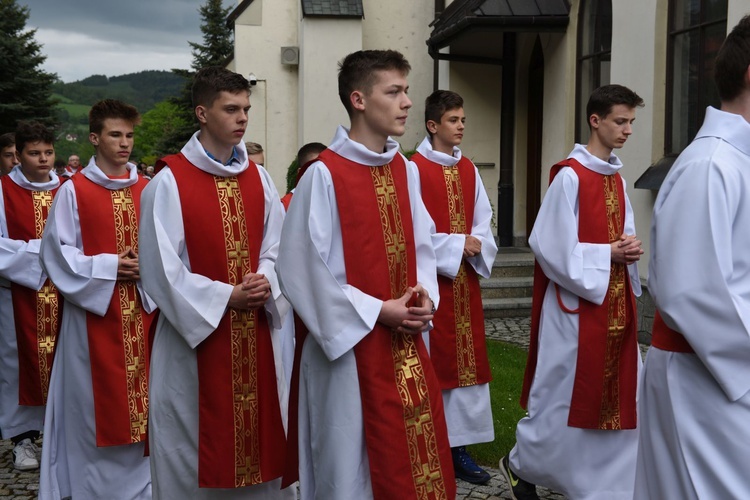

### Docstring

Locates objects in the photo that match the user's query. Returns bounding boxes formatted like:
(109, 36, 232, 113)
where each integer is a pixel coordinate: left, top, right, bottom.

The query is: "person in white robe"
(412, 123, 497, 484)
(0, 159, 60, 470)
(502, 85, 645, 500)
(635, 17, 750, 499)
(277, 123, 444, 499)
(139, 67, 292, 500)
(38, 159, 155, 500)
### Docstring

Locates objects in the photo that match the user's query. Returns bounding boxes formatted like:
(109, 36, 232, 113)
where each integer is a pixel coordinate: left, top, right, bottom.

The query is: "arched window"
(666, 0, 727, 155)
(576, 0, 612, 143)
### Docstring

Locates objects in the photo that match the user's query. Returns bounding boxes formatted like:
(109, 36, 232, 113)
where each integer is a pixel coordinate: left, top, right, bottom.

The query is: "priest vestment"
(635, 106, 750, 499)
(38, 159, 156, 500)
(0, 166, 60, 439)
(139, 133, 293, 500)
(277, 125, 456, 500)
(508, 145, 642, 500)
(411, 137, 497, 447)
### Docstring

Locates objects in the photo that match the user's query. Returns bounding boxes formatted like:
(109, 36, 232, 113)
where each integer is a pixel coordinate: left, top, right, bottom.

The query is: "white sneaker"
(12, 438, 39, 471)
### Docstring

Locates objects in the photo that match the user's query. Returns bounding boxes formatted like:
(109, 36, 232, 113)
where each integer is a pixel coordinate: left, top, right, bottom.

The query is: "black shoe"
(451, 446, 491, 485)
(499, 455, 539, 500)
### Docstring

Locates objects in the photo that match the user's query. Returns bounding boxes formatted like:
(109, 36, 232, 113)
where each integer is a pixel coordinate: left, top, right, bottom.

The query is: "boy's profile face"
(18, 141, 54, 183)
(356, 69, 412, 138)
(427, 107, 465, 152)
(589, 104, 636, 151)
(0, 145, 17, 175)
(197, 90, 250, 150)
(90, 118, 134, 170)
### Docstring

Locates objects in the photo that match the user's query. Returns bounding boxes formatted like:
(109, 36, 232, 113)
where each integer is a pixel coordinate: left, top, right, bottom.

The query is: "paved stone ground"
(0, 316, 645, 499)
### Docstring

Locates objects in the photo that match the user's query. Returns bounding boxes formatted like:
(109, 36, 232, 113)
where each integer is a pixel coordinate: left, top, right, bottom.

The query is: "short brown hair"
(192, 67, 251, 108)
(425, 90, 464, 136)
(0, 133, 14, 150)
(715, 15, 750, 102)
(586, 85, 644, 129)
(89, 99, 140, 134)
(245, 141, 263, 155)
(338, 50, 411, 117)
(15, 122, 54, 153)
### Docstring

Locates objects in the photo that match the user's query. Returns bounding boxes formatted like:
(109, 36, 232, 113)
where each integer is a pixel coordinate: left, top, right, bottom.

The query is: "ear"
(89, 132, 99, 147)
(350, 91, 366, 112)
(195, 105, 208, 124)
(588, 113, 601, 130)
(426, 119, 439, 135)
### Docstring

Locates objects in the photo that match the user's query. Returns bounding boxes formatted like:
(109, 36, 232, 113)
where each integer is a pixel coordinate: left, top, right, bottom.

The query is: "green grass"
(57, 102, 91, 120)
(466, 340, 529, 467)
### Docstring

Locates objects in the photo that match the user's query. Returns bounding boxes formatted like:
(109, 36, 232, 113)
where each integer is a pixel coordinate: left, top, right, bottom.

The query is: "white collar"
(8, 165, 61, 191)
(328, 125, 401, 166)
(82, 156, 140, 190)
(180, 131, 249, 177)
(568, 143, 623, 176)
(416, 136, 462, 166)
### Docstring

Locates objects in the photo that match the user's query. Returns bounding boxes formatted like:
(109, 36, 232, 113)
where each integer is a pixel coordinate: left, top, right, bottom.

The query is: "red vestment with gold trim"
(72, 174, 155, 446)
(412, 152, 492, 389)
(521, 158, 638, 430)
(322, 148, 456, 500)
(1, 177, 60, 406)
(162, 153, 286, 489)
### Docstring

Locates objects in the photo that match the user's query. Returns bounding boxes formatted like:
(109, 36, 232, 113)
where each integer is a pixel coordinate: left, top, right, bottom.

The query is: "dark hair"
(54, 159, 66, 169)
(296, 142, 327, 167)
(192, 66, 251, 108)
(338, 50, 411, 116)
(424, 90, 464, 135)
(15, 122, 54, 153)
(586, 85, 644, 128)
(715, 15, 750, 102)
(0, 132, 14, 150)
(89, 99, 140, 134)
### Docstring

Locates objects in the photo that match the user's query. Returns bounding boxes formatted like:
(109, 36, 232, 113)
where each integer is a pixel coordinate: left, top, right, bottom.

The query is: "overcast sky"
(22, 0, 235, 83)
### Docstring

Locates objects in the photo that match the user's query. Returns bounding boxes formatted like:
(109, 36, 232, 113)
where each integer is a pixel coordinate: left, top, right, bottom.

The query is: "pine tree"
(190, 0, 234, 70)
(159, 0, 235, 154)
(0, 0, 58, 132)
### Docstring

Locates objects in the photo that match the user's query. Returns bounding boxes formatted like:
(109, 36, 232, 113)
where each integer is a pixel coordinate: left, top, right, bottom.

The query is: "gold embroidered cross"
(235, 384, 257, 410)
(122, 299, 139, 324)
(112, 191, 132, 211)
(414, 463, 442, 494)
(33, 191, 53, 207)
(227, 241, 249, 270)
(398, 348, 421, 380)
(38, 286, 56, 304)
(236, 456, 260, 483)
(216, 178, 238, 197)
(407, 410, 431, 436)
(39, 334, 55, 354)
(131, 411, 147, 435)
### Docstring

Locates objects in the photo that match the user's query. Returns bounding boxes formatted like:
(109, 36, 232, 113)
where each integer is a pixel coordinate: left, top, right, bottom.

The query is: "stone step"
(482, 297, 533, 319)
(490, 249, 535, 279)
(480, 276, 533, 299)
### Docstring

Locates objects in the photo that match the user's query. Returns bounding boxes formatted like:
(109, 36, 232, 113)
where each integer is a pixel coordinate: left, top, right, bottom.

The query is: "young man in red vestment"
(280, 142, 327, 211)
(277, 50, 456, 500)
(411, 90, 498, 484)
(0, 122, 61, 471)
(0, 133, 17, 176)
(500, 85, 644, 500)
(139, 67, 291, 499)
(39, 99, 155, 500)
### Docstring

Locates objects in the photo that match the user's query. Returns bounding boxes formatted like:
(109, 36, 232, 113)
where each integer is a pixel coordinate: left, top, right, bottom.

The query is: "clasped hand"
(117, 247, 140, 281)
(228, 273, 271, 310)
(378, 284, 434, 335)
(610, 233, 644, 264)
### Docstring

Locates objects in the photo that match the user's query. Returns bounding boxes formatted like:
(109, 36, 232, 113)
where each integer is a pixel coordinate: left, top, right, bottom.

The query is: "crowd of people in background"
(0, 13, 750, 500)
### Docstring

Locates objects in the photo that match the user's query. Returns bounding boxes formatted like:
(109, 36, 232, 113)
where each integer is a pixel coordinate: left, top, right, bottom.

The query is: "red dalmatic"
(521, 158, 638, 430)
(162, 154, 286, 488)
(412, 153, 492, 389)
(1, 177, 60, 406)
(73, 174, 155, 446)
(323, 149, 456, 500)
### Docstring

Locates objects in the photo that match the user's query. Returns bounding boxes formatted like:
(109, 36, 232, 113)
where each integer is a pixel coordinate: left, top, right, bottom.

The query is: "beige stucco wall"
(449, 63, 501, 229)
(362, 1, 436, 153)
(299, 18, 361, 150)
(233, 0, 299, 192)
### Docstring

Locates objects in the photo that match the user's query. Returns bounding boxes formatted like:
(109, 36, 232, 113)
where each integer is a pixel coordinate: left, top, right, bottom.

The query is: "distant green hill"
(50, 70, 188, 164)
(52, 70, 187, 122)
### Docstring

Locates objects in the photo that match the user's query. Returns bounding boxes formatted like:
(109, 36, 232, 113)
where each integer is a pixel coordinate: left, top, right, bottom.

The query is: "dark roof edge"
(428, 15, 569, 51)
(227, 0, 255, 27)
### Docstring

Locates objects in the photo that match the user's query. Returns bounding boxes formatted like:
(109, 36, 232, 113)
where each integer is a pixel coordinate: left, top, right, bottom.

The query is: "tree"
(189, 0, 234, 70)
(133, 100, 190, 161)
(160, 0, 235, 154)
(0, 0, 58, 132)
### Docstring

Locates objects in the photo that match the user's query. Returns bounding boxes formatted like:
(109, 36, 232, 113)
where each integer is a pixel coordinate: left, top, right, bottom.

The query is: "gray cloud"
(21, 0, 234, 82)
